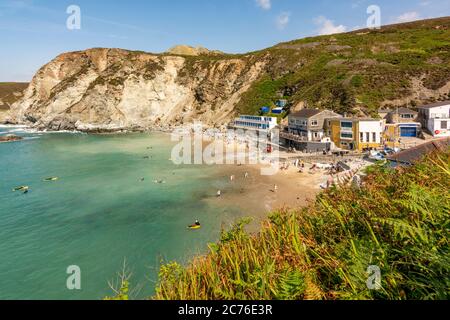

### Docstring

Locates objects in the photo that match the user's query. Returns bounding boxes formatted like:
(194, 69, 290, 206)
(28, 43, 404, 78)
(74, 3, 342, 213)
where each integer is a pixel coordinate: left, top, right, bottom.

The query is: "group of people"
(217, 171, 250, 198)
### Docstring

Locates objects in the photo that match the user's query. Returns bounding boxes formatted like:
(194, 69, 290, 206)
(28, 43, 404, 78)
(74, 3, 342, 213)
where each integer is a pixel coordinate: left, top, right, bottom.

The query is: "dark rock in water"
(0, 134, 23, 143)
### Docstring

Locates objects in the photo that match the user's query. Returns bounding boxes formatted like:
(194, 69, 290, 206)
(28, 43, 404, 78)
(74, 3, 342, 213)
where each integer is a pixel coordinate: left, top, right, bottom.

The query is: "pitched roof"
(417, 100, 450, 109)
(290, 109, 323, 118)
(333, 117, 381, 122)
(387, 137, 449, 164)
(398, 107, 417, 114)
(388, 107, 418, 115)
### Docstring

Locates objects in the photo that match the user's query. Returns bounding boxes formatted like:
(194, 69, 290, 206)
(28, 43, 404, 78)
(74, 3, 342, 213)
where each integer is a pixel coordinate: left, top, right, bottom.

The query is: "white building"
(418, 101, 450, 137)
(232, 115, 278, 132)
(358, 119, 384, 146)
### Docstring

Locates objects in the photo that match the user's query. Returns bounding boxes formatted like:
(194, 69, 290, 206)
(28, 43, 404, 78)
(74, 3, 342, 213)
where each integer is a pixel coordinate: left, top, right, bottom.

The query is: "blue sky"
(0, 0, 449, 81)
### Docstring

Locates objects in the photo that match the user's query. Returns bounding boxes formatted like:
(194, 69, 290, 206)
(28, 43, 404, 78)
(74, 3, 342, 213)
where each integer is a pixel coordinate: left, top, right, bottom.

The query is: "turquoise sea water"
(0, 126, 246, 300)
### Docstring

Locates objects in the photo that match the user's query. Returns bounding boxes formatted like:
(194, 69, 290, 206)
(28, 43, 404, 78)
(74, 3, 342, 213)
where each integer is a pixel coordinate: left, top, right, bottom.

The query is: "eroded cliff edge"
(8, 48, 265, 132)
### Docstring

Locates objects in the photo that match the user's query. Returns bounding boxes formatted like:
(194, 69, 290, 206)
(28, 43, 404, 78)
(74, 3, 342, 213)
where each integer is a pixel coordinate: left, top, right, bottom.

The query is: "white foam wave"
(0, 124, 29, 128)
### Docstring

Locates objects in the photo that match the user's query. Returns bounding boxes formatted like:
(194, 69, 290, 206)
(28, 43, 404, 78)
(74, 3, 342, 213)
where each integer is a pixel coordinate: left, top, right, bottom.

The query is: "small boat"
(43, 177, 59, 182)
(188, 224, 202, 230)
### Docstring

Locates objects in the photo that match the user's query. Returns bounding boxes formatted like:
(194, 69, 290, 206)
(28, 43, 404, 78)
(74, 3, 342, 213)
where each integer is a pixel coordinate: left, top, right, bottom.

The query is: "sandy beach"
(199, 133, 372, 228)
(213, 163, 323, 216)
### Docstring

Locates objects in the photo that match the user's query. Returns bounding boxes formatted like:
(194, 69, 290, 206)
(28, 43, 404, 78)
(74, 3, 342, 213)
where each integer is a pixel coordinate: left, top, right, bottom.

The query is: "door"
(400, 127, 417, 137)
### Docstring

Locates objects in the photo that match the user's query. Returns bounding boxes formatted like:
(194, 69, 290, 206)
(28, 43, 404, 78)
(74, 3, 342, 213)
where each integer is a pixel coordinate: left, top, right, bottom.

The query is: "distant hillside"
(0, 82, 28, 110)
(7, 17, 450, 131)
(237, 16, 450, 117)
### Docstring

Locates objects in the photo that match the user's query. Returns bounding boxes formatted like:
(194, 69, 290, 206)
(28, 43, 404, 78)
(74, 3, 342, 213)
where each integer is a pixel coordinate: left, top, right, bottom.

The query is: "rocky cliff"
(0, 82, 28, 122)
(7, 48, 265, 132)
(7, 17, 450, 132)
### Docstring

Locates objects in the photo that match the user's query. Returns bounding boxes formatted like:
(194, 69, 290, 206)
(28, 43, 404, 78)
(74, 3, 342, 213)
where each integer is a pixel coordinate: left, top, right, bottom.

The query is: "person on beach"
(327, 175, 334, 189)
(217, 190, 221, 197)
(273, 185, 278, 192)
(230, 175, 235, 181)
(244, 172, 249, 179)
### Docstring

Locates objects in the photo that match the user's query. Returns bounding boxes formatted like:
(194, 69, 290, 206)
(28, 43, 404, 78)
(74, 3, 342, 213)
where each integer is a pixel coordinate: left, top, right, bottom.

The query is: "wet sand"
(203, 162, 324, 227)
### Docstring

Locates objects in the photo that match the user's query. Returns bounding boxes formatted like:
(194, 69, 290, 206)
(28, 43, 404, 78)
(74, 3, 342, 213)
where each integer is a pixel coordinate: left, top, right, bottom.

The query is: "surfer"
(188, 220, 201, 230)
(43, 177, 59, 182)
(13, 186, 29, 193)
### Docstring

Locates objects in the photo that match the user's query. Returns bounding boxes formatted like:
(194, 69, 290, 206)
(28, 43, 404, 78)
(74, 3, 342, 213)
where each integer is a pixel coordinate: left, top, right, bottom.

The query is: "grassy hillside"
(0, 82, 28, 110)
(151, 151, 449, 300)
(235, 17, 450, 117)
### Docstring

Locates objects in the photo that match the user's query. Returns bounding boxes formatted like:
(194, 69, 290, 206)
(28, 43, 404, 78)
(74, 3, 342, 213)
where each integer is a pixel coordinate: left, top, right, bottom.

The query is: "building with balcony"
(232, 115, 278, 132)
(287, 109, 341, 142)
(282, 109, 341, 152)
(418, 101, 450, 137)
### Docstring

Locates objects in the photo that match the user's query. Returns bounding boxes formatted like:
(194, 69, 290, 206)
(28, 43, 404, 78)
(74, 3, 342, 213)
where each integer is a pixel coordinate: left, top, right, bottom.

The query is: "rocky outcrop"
(8, 48, 265, 132)
(0, 134, 23, 143)
(167, 45, 223, 56)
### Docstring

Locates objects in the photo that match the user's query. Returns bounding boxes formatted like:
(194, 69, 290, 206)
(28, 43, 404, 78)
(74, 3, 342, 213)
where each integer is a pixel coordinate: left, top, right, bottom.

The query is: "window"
(341, 121, 353, 129)
(341, 132, 353, 139)
(360, 132, 364, 142)
(311, 120, 318, 126)
(401, 114, 414, 119)
(442, 121, 448, 129)
(366, 133, 370, 142)
(372, 133, 377, 142)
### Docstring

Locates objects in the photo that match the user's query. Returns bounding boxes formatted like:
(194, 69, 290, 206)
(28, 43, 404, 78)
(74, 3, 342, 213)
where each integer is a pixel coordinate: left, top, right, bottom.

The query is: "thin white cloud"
(314, 16, 347, 35)
(255, 0, 271, 10)
(420, 1, 431, 6)
(394, 11, 421, 23)
(276, 12, 290, 30)
(351, 0, 366, 9)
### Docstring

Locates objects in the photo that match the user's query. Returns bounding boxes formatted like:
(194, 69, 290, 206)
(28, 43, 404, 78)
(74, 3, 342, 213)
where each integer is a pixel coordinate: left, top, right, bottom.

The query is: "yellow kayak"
(188, 225, 201, 230)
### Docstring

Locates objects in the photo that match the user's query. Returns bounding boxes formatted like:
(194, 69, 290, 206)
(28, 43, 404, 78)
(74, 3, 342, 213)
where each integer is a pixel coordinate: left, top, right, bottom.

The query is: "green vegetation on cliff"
(236, 17, 450, 116)
(152, 151, 449, 300)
